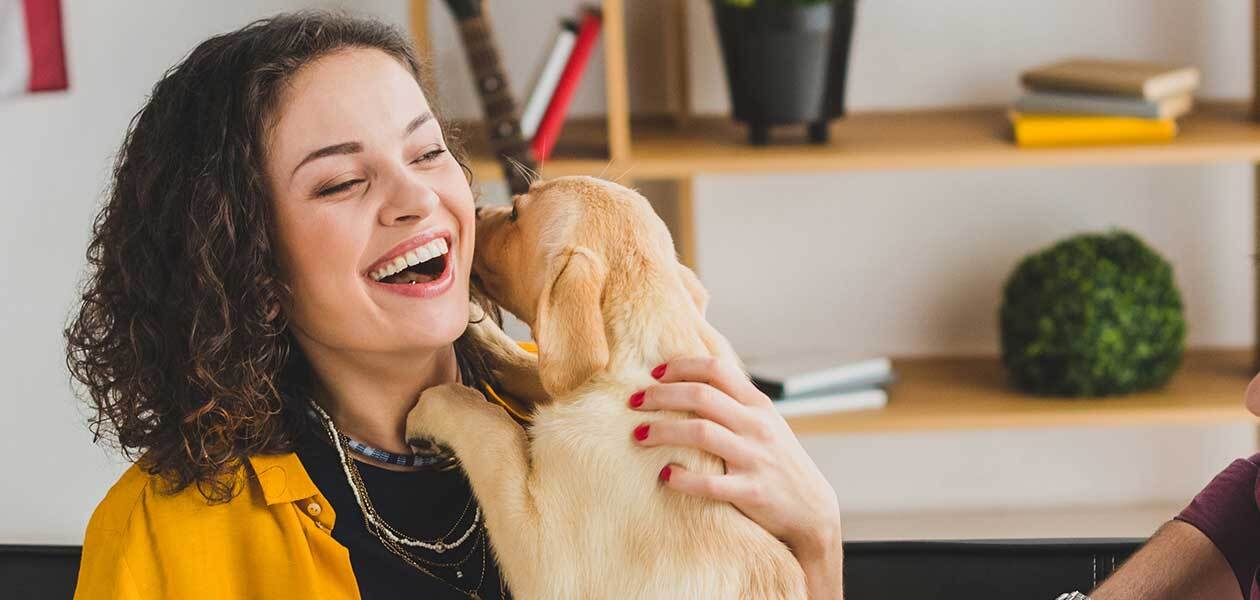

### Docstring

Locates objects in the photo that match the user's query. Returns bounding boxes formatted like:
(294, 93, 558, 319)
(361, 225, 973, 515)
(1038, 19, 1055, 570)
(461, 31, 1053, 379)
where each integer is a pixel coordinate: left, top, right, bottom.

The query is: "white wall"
(0, 0, 409, 545)
(685, 0, 1257, 519)
(1, 0, 1255, 544)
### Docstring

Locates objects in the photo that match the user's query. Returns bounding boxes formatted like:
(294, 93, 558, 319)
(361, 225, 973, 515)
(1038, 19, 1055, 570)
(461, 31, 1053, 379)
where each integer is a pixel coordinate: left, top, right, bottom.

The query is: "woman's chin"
(391, 287, 470, 345)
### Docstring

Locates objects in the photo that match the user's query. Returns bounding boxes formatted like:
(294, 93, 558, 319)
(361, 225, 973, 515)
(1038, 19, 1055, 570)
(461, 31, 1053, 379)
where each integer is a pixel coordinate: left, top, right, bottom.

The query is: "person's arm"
(1090, 519, 1240, 600)
(1092, 453, 1260, 600)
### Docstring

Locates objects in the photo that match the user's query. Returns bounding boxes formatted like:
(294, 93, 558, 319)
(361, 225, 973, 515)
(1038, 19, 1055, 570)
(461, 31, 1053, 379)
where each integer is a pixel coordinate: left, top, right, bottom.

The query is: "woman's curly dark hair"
(65, 11, 502, 502)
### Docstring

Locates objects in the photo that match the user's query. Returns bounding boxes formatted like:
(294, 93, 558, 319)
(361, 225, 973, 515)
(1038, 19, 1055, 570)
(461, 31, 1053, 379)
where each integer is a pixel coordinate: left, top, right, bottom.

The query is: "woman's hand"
(629, 357, 844, 596)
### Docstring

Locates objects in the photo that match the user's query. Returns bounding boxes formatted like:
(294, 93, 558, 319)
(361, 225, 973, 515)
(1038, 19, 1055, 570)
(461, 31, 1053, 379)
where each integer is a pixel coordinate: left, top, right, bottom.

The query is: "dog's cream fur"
(406, 176, 807, 599)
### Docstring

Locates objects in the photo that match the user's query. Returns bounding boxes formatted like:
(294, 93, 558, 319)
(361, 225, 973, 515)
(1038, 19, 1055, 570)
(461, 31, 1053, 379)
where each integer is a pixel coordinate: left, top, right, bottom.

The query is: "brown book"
(1020, 58, 1200, 100)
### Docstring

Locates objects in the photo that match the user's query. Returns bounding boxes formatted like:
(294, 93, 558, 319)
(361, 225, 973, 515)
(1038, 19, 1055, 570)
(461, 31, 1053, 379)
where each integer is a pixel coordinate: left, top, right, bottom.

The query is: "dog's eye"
(509, 203, 519, 222)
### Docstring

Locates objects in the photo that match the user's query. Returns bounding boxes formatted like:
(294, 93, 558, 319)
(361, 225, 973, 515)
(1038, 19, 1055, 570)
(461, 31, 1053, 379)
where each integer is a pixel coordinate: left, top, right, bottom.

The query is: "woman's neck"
(299, 338, 459, 455)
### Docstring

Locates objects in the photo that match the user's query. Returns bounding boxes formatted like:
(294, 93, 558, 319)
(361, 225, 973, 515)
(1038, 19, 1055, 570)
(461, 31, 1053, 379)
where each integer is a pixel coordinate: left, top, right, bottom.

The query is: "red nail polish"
(633, 424, 650, 441)
(659, 465, 672, 482)
(629, 391, 645, 408)
(651, 363, 667, 379)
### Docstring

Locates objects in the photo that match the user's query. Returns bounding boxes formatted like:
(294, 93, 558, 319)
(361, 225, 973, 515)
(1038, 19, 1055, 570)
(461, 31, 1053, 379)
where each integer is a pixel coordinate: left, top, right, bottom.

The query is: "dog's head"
(474, 176, 707, 397)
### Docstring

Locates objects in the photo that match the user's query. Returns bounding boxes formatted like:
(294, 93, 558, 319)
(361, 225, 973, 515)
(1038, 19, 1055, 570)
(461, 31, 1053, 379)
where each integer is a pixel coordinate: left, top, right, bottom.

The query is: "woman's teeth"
(370, 238, 449, 282)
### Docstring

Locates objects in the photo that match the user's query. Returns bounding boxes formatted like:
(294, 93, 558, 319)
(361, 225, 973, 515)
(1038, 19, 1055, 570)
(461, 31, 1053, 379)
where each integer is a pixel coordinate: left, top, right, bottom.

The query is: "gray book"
(1013, 91, 1193, 119)
(746, 351, 894, 398)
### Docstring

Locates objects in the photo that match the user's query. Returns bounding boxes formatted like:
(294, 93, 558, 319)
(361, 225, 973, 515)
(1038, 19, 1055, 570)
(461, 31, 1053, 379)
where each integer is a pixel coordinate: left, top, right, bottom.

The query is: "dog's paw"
(405, 383, 500, 449)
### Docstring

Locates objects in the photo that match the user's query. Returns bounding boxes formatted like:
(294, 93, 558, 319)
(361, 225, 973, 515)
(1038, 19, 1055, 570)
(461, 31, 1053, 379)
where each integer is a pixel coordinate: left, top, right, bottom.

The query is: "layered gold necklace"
(308, 400, 503, 599)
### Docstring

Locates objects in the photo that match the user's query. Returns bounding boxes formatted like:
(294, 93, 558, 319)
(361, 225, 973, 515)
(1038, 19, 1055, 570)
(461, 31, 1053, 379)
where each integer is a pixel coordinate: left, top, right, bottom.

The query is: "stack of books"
(745, 352, 894, 418)
(520, 5, 602, 162)
(1009, 58, 1200, 148)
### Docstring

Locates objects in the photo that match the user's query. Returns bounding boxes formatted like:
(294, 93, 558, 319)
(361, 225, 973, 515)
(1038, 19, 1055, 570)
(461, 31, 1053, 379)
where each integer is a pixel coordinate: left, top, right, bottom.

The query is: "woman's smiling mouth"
(365, 231, 456, 298)
(370, 237, 447, 283)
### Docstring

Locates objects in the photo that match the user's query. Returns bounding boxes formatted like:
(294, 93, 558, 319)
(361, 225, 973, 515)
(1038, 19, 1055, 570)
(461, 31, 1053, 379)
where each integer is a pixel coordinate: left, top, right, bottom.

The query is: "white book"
(520, 22, 578, 141)
(745, 351, 894, 398)
(772, 387, 888, 418)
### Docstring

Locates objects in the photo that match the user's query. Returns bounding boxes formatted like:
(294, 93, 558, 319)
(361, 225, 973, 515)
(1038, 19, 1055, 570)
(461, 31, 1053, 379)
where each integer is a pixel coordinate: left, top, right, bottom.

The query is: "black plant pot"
(712, 0, 856, 145)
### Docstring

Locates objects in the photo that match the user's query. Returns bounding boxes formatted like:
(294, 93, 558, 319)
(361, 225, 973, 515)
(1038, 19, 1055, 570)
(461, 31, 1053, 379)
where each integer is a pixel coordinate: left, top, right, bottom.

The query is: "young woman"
(66, 12, 843, 599)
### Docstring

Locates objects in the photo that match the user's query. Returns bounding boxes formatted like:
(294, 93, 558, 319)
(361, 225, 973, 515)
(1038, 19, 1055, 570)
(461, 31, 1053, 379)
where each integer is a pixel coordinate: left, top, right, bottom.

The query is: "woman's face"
(266, 48, 474, 358)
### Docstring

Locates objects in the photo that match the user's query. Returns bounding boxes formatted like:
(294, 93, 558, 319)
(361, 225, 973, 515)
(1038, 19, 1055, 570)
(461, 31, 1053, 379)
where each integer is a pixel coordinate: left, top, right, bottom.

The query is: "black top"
(295, 418, 511, 599)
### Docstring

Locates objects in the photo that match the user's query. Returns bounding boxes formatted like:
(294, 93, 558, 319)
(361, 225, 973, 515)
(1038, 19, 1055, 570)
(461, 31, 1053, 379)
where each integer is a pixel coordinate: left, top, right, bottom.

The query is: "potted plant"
(712, 0, 857, 145)
(999, 230, 1186, 397)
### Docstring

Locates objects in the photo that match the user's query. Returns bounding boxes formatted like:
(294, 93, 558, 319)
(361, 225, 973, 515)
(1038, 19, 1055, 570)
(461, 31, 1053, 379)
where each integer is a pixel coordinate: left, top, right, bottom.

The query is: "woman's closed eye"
(313, 147, 447, 198)
(412, 146, 447, 165)
(315, 178, 364, 197)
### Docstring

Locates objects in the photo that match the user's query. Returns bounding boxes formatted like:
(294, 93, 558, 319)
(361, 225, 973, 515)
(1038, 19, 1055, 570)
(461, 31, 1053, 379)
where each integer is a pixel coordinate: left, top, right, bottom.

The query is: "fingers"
(633, 418, 760, 468)
(653, 357, 772, 409)
(658, 463, 759, 507)
(631, 381, 762, 438)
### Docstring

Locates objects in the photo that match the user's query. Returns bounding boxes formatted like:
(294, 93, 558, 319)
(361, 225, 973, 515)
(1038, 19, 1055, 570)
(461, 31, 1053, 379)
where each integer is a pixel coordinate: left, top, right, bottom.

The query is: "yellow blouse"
(75, 452, 356, 599)
(74, 380, 532, 600)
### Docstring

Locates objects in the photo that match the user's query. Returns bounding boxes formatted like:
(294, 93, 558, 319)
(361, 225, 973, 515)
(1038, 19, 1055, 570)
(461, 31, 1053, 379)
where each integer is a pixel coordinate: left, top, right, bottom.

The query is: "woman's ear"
(534, 246, 609, 397)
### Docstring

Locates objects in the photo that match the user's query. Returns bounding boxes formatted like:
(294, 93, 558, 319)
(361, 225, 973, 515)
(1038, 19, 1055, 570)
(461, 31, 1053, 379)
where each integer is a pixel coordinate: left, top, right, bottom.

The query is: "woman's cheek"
(443, 183, 477, 273)
(1245, 372, 1260, 417)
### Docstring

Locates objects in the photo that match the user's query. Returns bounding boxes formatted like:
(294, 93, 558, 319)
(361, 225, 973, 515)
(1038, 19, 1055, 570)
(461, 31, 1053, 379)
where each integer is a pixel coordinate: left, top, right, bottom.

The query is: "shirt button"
(306, 501, 322, 516)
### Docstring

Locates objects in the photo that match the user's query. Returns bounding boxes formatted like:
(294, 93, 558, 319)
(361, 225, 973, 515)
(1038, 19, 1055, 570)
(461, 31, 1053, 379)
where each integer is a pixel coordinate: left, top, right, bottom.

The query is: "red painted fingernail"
(633, 424, 650, 441)
(659, 465, 672, 482)
(651, 363, 667, 379)
(629, 391, 645, 408)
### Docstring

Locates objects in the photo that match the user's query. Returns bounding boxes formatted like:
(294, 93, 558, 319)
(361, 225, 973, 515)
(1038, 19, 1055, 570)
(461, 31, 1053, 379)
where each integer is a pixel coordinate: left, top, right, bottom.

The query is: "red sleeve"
(1174, 453, 1260, 598)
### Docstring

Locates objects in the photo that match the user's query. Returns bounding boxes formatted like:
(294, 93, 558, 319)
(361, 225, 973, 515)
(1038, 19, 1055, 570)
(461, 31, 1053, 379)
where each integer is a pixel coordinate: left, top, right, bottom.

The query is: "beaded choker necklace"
(345, 433, 452, 469)
(304, 405, 458, 471)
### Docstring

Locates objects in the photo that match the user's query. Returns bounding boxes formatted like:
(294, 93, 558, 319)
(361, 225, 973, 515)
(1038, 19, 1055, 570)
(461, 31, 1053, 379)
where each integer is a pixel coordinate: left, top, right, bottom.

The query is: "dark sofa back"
(844, 539, 1143, 598)
(1, 545, 81, 599)
(1, 538, 1142, 599)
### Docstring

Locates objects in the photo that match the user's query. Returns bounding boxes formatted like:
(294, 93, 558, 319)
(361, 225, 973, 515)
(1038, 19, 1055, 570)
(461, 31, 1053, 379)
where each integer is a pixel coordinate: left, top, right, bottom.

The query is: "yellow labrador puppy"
(406, 176, 807, 599)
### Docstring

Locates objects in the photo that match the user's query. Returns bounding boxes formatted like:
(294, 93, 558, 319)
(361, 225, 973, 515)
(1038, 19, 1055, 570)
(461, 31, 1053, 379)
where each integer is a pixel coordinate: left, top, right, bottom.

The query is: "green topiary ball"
(999, 230, 1186, 397)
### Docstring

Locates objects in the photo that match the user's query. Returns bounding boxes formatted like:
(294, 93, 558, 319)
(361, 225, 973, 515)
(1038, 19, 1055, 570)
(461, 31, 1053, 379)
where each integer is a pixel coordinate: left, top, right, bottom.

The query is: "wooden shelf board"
(463, 101, 1260, 181)
(784, 349, 1254, 436)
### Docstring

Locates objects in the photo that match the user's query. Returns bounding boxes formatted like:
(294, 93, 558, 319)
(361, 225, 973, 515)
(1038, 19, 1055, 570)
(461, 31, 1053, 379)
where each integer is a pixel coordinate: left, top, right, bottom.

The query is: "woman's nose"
(378, 173, 440, 226)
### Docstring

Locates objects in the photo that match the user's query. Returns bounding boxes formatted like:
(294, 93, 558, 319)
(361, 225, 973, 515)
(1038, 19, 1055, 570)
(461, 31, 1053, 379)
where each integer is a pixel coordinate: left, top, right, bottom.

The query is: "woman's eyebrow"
(404, 111, 433, 137)
(289, 112, 434, 180)
(292, 141, 362, 178)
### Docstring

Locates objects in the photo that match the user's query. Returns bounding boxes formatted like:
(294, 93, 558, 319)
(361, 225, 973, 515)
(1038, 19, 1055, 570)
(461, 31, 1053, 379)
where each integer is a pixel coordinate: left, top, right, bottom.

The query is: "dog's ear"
(677, 263, 709, 316)
(534, 246, 609, 397)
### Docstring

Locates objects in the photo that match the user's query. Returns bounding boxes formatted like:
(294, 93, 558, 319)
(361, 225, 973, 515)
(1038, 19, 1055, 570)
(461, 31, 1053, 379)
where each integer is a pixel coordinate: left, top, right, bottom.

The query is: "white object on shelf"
(773, 387, 888, 418)
(520, 21, 577, 141)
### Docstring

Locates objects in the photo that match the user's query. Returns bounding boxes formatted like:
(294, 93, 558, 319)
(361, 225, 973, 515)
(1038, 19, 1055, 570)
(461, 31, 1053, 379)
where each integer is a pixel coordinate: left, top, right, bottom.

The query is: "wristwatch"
(1055, 593, 1091, 600)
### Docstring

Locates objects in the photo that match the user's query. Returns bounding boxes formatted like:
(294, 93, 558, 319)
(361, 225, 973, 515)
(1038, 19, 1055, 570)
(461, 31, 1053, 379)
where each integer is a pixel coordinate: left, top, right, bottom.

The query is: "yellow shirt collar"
(246, 452, 319, 506)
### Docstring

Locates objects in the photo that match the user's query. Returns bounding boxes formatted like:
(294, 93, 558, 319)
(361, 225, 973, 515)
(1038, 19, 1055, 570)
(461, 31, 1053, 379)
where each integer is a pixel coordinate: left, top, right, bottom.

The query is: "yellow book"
(1009, 112, 1177, 148)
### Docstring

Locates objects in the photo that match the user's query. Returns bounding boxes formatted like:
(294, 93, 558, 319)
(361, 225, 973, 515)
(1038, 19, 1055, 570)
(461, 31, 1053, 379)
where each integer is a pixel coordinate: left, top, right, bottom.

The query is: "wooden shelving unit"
(412, 1, 1260, 437)
(460, 102, 1260, 179)
(784, 349, 1254, 436)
